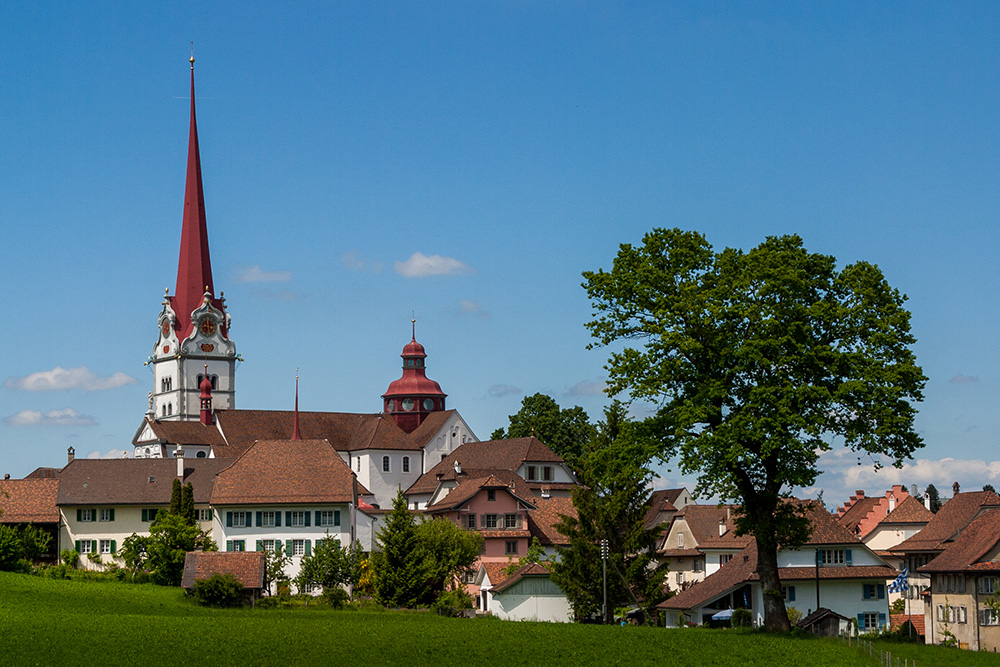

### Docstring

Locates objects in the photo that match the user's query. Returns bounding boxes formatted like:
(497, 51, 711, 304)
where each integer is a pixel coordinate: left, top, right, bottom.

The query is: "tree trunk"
(755, 535, 791, 632)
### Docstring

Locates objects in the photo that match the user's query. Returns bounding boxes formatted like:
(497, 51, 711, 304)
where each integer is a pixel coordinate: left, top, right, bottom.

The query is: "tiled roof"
(798, 607, 850, 628)
(659, 543, 759, 610)
(837, 497, 880, 534)
(800, 501, 863, 546)
(891, 614, 925, 636)
(883, 496, 934, 524)
(480, 529, 532, 539)
(919, 508, 1000, 573)
(24, 467, 60, 480)
(643, 489, 681, 529)
(180, 551, 266, 589)
(211, 439, 368, 505)
(57, 458, 227, 505)
(676, 505, 735, 546)
(136, 418, 227, 446)
(408, 410, 460, 447)
(0, 479, 60, 523)
(407, 437, 565, 496)
(895, 491, 1000, 553)
(659, 549, 704, 558)
(479, 561, 509, 588)
(491, 562, 553, 594)
(754, 566, 897, 581)
(214, 410, 421, 458)
(527, 496, 576, 546)
(425, 472, 536, 512)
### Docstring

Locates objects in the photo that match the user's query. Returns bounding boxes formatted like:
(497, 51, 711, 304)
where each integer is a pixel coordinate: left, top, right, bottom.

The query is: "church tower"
(148, 56, 237, 422)
(382, 322, 447, 433)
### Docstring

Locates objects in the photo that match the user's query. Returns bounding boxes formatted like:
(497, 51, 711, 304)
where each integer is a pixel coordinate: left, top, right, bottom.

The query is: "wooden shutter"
(315, 511, 321, 526)
(285, 511, 292, 527)
(285, 539, 293, 554)
(256, 511, 263, 528)
(226, 540, 233, 552)
(111, 540, 116, 554)
(305, 540, 312, 556)
(275, 511, 281, 527)
(788, 586, 795, 602)
(877, 584, 885, 600)
(75, 540, 81, 553)
(76, 509, 82, 522)
(109, 509, 115, 521)
(226, 511, 233, 527)
(207, 509, 213, 520)
(305, 512, 311, 527)
(256, 540, 263, 552)
(878, 613, 886, 628)
(334, 510, 341, 526)
(141, 509, 148, 522)
(845, 549, 853, 566)
(857, 613, 865, 629)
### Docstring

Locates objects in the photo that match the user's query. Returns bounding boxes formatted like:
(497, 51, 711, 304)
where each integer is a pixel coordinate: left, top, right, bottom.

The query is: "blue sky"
(2, 2, 998, 506)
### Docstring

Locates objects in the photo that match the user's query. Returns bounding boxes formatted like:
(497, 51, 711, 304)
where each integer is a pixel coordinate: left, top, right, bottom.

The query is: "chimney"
(454, 460, 462, 475)
(953, 481, 961, 495)
(719, 519, 726, 537)
(888, 494, 896, 512)
(177, 449, 185, 479)
(911, 484, 919, 497)
(3, 473, 9, 480)
(924, 492, 931, 510)
(67, 446, 75, 464)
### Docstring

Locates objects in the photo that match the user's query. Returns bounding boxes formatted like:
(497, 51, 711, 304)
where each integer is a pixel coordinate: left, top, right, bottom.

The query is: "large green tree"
(552, 401, 667, 624)
(413, 517, 482, 602)
(371, 490, 427, 608)
(583, 229, 925, 631)
(491, 393, 595, 468)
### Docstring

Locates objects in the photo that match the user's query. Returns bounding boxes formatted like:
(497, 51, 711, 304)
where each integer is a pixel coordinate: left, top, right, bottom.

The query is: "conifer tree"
(371, 489, 426, 608)
(180, 482, 195, 525)
(169, 478, 182, 515)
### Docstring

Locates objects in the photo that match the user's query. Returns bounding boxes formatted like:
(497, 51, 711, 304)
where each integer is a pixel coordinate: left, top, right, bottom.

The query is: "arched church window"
(211, 375, 218, 390)
(168, 403, 173, 415)
(196, 374, 203, 386)
(162, 405, 167, 417)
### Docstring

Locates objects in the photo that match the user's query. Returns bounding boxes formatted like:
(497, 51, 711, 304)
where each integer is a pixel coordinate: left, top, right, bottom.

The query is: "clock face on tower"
(199, 317, 216, 337)
(423, 398, 435, 411)
(161, 320, 171, 338)
(401, 398, 414, 411)
(386, 400, 394, 412)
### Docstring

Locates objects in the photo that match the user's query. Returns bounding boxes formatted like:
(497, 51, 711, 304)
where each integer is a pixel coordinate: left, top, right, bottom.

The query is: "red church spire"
(382, 321, 447, 433)
(171, 53, 220, 338)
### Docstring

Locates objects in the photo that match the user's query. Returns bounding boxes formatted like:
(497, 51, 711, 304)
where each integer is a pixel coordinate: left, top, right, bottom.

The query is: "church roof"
(382, 333, 446, 399)
(135, 418, 227, 447)
(210, 439, 368, 505)
(214, 409, 422, 458)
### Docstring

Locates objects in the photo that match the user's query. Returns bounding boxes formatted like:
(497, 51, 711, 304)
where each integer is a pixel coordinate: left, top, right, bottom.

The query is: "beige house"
(658, 504, 746, 591)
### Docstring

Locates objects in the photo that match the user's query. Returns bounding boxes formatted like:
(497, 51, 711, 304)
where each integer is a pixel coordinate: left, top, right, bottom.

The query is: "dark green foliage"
(296, 537, 354, 594)
(147, 512, 216, 586)
(60, 549, 80, 568)
(180, 483, 195, 525)
(118, 534, 151, 578)
(191, 572, 245, 607)
(503, 536, 549, 578)
(984, 484, 997, 494)
(264, 542, 293, 594)
(371, 489, 426, 607)
(169, 478, 182, 515)
(432, 588, 473, 617)
(0, 524, 52, 570)
(552, 401, 667, 624)
(492, 393, 596, 469)
(412, 517, 482, 602)
(731, 608, 752, 628)
(925, 484, 942, 513)
(583, 229, 926, 631)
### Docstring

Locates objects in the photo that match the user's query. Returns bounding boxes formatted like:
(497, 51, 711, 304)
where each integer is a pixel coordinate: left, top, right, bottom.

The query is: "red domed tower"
(382, 322, 447, 433)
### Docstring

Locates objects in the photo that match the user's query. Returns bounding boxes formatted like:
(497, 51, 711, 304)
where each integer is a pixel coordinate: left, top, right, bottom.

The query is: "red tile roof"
(883, 496, 934, 524)
(837, 496, 880, 534)
(57, 458, 227, 505)
(659, 543, 759, 610)
(0, 479, 60, 523)
(135, 418, 226, 446)
(919, 508, 1000, 573)
(754, 566, 897, 581)
(407, 410, 461, 447)
(479, 561, 510, 587)
(211, 439, 368, 505)
(644, 489, 681, 529)
(23, 467, 60, 480)
(895, 491, 1000, 553)
(891, 613, 925, 636)
(425, 472, 536, 512)
(527, 496, 576, 547)
(491, 562, 553, 593)
(180, 551, 266, 589)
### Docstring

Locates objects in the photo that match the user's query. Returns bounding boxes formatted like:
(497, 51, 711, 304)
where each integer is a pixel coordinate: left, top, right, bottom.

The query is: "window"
(677, 533, 685, 548)
(229, 511, 248, 528)
(99, 508, 114, 522)
(290, 511, 306, 527)
(261, 511, 276, 528)
(861, 612, 879, 630)
(693, 559, 703, 573)
(292, 540, 305, 556)
(980, 577, 998, 595)
(484, 514, 498, 529)
(402, 456, 410, 473)
(461, 569, 477, 584)
(821, 549, 847, 565)
(677, 572, 685, 584)
(227, 540, 245, 552)
(542, 466, 553, 482)
(195, 509, 212, 522)
(162, 405, 167, 417)
(720, 554, 733, 566)
(466, 514, 476, 529)
(981, 609, 1000, 626)
(141, 508, 161, 522)
(527, 466, 537, 481)
(261, 539, 276, 553)
(862, 584, 885, 600)
(99, 540, 113, 555)
(382, 456, 390, 473)
(487, 490, 496, 502)
(76, 540, 94, 554)
(78, 508, 94, 523)
(356, 457, 361, 472)
(503, 513, 518, 529)
(318, 510, 340, 527)
(782, 586, 796, 602)
(958, 606, 968, 624)
(505, 540, 518, 555)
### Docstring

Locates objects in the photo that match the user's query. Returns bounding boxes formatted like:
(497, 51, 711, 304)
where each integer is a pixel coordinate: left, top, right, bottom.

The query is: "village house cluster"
(4, 61, 1000, 645)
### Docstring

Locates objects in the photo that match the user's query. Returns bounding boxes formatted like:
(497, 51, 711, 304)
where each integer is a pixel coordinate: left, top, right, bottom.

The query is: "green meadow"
(0, 572, 996, 667)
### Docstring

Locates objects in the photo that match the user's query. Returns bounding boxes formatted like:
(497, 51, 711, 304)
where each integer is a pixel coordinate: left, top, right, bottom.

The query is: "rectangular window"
(782, 586, 795, 602)
(677, 533, 685, 548)
(461, 569, 477, 584)
(863, 584, 879, 600)
(487, 490, 496, 502)
(261, 511, 276, 528)
(821, 549, 845, 565)
(356, 457, 361, 472)
(505, 540, 518, 555)
(232, 511, 248, 528)
(503, 513, 518, 529)
(958, 606, 968, 624)
(292, 539, 305, 556)
(76, 539, 93, 554)
(402, 456, 410, 473)
(318, 510, 339, 527)
(99, 508, 114, 522)
(230, 540, 245, 552)
(382, 456, 391, 473)
(196, 508, 212, 522)
(981, 609, 1000, 626)
(99, 540, 112, 554)
(720, 554, 733, 566)
(542, 466, 553, 481)
(466, 514, 476, 529)
(527, 466, 537, 481)
(261, 539, 276, 553)
(290, 511, 306, 527)
(79, 508, 94, 523)
(485, 514, 498, 529)
(862, 612, 879, 629)
(980, 576, 998, 595)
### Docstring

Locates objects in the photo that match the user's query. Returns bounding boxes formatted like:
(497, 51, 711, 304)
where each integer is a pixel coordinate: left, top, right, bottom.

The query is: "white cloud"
(234, 265, 292, 283)
(488, 384, 521, 398)
(394, 252, 474, 278)
(459, 299, 490, 318)
(565, 379, 606, 397)
(340, 250, 384, 273)
(4, 408, 96, 427)
(4, 366, 137, 392)
(87, 448, 129, 459)
(950, 374, 980, 384)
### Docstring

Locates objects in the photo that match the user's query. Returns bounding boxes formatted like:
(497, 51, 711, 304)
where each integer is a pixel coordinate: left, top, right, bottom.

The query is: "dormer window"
(677, 533, 685, 548)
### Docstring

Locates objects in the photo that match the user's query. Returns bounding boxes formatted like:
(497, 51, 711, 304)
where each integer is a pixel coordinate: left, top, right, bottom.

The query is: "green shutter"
(75, 540, 81, 553)
(226, 511, 233, 527)
(304, 540, 311, 556)
(77, 509, 82, 522)
(845, 549, 853, 566)
(335, 510, 341, 526)
(877, 584, 885, 600)
(141, 509, 148, 522)
(285, 539, 293, 554)
(256, 540, 263, 552)
(226, 540, 233, 552)
(111, 540, 116, 554)
(878, 612, 886, 628)
(109, 508, 115, 521)
(788, 586, 795, 602)
(315, 511, 321, 526)
(207, 509, 213, 520)
(285, 511, 292, 526)
(304, 512, 311, 527)
(256, 511, 263, 528)
(275, 511, 281, 527)
(857, 613, 865, 629)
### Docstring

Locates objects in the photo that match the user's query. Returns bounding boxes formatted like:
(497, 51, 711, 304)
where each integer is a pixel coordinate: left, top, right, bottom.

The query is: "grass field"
(1, 572, 998, 667)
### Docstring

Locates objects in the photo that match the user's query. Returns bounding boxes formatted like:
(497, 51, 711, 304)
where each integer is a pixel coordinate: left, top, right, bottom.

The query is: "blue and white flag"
(888, 567, 909, 594)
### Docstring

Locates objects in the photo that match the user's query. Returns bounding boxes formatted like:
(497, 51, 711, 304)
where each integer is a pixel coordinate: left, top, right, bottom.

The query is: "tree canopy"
(583, 229, 926, 631)
(491, 393, 595, 468)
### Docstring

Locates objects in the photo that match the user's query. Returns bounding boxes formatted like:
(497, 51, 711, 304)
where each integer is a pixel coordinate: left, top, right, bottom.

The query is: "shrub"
(323, 586, 350, 609)
(61, 549, 80, 568)
(432, 588, 474, 617)
(786, 607, 803, 625)
(192, 573, 245, 608)
(731, 608, 752, 628)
